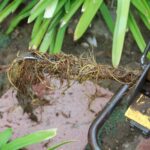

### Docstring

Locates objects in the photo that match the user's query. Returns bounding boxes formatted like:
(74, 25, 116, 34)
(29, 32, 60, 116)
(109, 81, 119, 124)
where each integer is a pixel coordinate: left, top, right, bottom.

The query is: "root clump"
(7, 52, 141, 118)
(8, 52, 141, 89)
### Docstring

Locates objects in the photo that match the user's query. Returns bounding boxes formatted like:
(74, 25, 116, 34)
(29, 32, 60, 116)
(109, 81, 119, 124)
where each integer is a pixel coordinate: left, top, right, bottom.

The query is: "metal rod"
(141, 41, 150, 67)
(128, 64, 150, 106)
(88, 84, 129, 150)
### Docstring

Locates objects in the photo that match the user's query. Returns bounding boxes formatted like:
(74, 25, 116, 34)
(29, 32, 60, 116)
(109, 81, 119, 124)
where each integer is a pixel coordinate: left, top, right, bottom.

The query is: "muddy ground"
(0, 15, 150, 150)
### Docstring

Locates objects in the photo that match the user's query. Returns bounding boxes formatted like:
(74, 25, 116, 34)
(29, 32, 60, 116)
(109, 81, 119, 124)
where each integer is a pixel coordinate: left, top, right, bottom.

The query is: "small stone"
(130, 127, 135, 132)
(11, 29, 19, 39)
(115, 139, 119, 143)
(81, 42, 89, 48)
(56, 112, 59, 117)
(122, 143, 129, 148)
(86, 36, 97, 47)
(67, 27, 74, 34)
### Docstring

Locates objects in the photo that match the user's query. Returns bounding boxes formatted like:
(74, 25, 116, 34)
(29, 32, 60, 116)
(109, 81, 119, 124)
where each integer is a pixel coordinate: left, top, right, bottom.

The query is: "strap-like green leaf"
(0, 128, 12, 147)
(112, 0, 130, 68)
(0, 0, 23, 23)
(139, 12, 150, 30)
(44, 0, 58, 19)
(28, 0, 52, 23)
(54, 0, 67, 14)
(48, 141, 74, 150)
(29, 19, 51, 50)
(6, 12, 29, 34)
(51, 24, 68, 54)
(1, 129, 57, 150)
(74, 0, 103, 41)
(128, 12, 146, 53)
(65, 0, 70, 13)
(0, 0, 10, 12)
(20, 0, 38, 15)
(99, 1, 114, 34)
(61, 0, 84, 27)
(49, 28, 56, 54)
(81, 0, 89, 12)
(131, 0, 150, 21)
(30, 0, 66, 51)
(147, 0, 150, 6)
(48, 10, 64, 32)
(31, 13, 44, 39)
(6, 0, 38, 34)
(40, 27, 56, 53)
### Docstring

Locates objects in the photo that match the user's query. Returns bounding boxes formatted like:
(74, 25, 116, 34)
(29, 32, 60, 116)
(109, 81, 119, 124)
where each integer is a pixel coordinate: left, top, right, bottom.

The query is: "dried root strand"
(8, 52, 141, 93)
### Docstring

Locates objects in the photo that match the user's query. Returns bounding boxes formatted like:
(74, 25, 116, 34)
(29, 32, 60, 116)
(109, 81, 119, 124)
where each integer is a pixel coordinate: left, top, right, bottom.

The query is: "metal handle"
(88, 85, 129, 150)
(141, 41, 150, 67)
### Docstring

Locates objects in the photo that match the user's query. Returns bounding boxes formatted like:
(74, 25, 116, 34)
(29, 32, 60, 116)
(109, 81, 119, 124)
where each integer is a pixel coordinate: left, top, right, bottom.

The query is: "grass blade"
(29, 19, 51, 50)
(143, 0, 150, 12)
(147, 0, 150, 6)
(60, 0, 84, 27)
(81, 0, 89, 12)
(31, 13, 44, 39)
(0, 0, 23, 23)
(128, 12, 147, 54)
(131, 0, 150, 21)
(1, 129, 57, 150)
(99, 1, 114, 34)
(74, 0, 103, 41)
(47, 10, 64, 32)
(0, 128, 12, 147)
(112, 0, 130, 68)
(6, 0, 39, 34)
(48, 141, 74, 150)
(44, 0, 58, 18)
(0, 0, 10, 12)
(54, 0, 67, 14)
(6, 12, 29, 34)
(39, 27, 56, 53)
(65, 0, 70, 13)
(51, 24, 68, 54)
(6, 0, 23, 13)
(30, 0, 67, 50)
(20, 0, 38, 15)
(139, 12, 150, 30)
(49, 29, 56, 54)
(28, 0, 52, 23)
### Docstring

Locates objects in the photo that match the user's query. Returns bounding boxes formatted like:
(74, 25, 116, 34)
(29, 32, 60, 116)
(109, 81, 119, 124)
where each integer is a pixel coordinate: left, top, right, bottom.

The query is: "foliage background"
(0, 0, 150, 67)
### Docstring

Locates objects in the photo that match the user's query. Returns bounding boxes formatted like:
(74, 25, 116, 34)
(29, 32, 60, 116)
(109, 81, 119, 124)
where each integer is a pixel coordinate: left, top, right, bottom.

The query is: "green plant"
(0, 0, 150, 67)
(0, 128, 72, 150)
